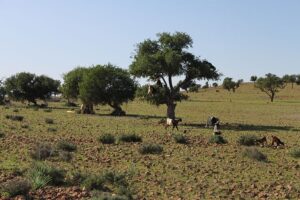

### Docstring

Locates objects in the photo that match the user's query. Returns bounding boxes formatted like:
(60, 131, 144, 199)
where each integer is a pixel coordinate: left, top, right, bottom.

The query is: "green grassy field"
(1, 83, 300, 199)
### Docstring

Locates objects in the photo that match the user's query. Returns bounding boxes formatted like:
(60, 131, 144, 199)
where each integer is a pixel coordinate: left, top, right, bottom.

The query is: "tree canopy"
(255, 73, 285, 102)
(130, 32, 220, 118)
(0, 80, 6, 105)
(4, 72, 60, 105)
(250, 76, 257, 82)
(79, 64, 136, 115)
(222, 77, 243, 92)
(282, 74, 296, 88)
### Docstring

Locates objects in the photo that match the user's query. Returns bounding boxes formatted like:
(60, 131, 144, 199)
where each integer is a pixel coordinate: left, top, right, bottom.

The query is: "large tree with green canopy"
(79, 64, 136, 115)
(255, 73, 285, 102)
(130, 32, 220, 119)
(4, 72, 60, 105)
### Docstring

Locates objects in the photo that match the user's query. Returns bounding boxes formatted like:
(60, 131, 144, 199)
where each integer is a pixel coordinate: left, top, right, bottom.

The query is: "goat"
(165, 118, 182, 131)
(255, 136, 267, 146)
(213, 122, 221, 135)
(271, 135, 284, 147)
(206, 116, 220, 128)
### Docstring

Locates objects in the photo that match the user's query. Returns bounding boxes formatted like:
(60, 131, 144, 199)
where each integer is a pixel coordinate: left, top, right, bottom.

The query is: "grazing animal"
(165, 118, 182, 131)
(147, 85, 157, 95)
(206, 116, 220, 128)
(255, 136, 267, 146)
(271, 135, 284, 147)
(213, 122, 221, 135)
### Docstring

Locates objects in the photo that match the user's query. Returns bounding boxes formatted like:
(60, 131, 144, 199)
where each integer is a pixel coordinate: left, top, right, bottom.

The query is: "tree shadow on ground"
(182, 122, 294, 132)
(96, 113, 165, 119)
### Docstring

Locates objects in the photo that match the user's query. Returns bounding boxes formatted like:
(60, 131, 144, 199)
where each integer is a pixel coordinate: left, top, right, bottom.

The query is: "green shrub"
(242, 147, 267, 162)
(66, 171, 87, 186)
(59, 151, 73, 162)
(21, 124, 29, 129)
(0, 179, 31, 198)
(90, 193, 129, 200)
(290, 148, 300, 158)
(47, 127, 57, 132)
(209, 135, 227, 144)
(12, 108, 19, 112)
(57, 140, 77, 152)
(173, 134, 188, 144)
(237, 135, 258, 146)
(5, 115, 24, 121)
(98, 134, 116, 144)
(119, 134, 142, 143)
(28, 162, 65, 187)
(45, 118, 54, 124)
(30, 143, 57, 160)
(0, 132, 5, 138)
(81, 175, 105, 191)
(139, 144, 163, 154)
(44, 109, 52, 112)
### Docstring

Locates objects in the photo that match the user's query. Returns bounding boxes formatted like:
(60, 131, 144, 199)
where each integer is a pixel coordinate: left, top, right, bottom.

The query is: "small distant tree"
(130, 32, 220, 119)
(79, 64, 136, 115)
(202, 81, 209, 89)
(296, 75, 300, 85)
(250, 76, 257, 83)
(212, 82, 218, 88)
(4, 72, 60, 105)
(282, 74, 296, 89)
(255, 73, 285, 102)
(222, 77, 243, 92)
(188, 82, 201, 92)
(0, 80, 6, 105)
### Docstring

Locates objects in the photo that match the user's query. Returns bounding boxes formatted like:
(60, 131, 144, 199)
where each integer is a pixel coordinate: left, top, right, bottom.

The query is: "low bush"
(30, 143, 57, 160)
(45, 118, 54, 124)
(59, 151, 73, 162)
(21, 124, 29, 129)
(81, 175, 105, 191)
(209, 135, 227, 144)
(47, 127, 57, 132)
(290, 148, 300, 158)
(0, 132, 5, 138)
(119, 134, 142, 143)
(5, 115, 24, 121)
(28, 162, 66, 188)
(0, 179, 31, 198)
(12, 109, 19, 113)
(173, 134, 188, 144)
(44, 109, 52, 113)
(237, 135, 258, 146)
(66, 171, 87, 186)
(98, 134, 116, 144)
(139, 144, 163, 154)
(242, 147, 267, 162)
(57, 140, 77, 152)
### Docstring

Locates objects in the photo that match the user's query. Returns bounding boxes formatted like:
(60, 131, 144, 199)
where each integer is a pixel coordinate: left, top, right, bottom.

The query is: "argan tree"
(250, 75, 257, 87)
(212, 82, 218, 88)
(222, 77, 243, 92)
(255, 73, 285, 102)
(0, 80, 6, 105)
(5, 72, 60, 105)
(130, 32, 220, 119)
(79, 64, 136, 115)
(61, 67, 88, 105)
(282, 74, 296, 89)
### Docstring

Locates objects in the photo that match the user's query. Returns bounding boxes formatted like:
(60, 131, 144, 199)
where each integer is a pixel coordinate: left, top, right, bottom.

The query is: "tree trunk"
(270, 93, 275, 102)
(166, 102, 176, 119)
(110, 104, 126, 116)
(80, 103, 94, 114)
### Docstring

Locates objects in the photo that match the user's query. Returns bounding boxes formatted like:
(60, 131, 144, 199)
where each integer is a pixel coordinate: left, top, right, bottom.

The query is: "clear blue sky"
(0, 0, 299, 83)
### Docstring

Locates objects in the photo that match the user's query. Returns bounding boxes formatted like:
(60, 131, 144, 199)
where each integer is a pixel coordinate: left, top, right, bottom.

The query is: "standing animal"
(271, 135, 284, 147)
(213, 122, 221, 135)
(206, 116, 220, 128)
(255, 136, 267, 146)
(165, 118, 182, 131)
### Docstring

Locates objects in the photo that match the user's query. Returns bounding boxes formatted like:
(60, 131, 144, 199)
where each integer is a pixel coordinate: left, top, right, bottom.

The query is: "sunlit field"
(1, 83, 300, 199)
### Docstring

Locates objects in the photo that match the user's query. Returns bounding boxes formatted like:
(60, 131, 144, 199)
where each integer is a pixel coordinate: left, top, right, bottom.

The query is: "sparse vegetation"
(30, 143, 56, 160)
(45, 118, 54, 124)
(119, 133, 142, 143)
(5, 115, 24, 121)
(242, 147, 268, 162)
(289, 148, 300, 159)
(98, 134, 116, 144)
(57, 140, 77, 152)
(237, 134, 258, 146)
(139, 144, 163, 154)
(0, 179, 31, 198)
(209, 135, 227, 144)
(173, 134, 188, 144)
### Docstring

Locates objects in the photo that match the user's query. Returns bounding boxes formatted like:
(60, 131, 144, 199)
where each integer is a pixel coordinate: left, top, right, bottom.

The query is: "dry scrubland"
(1, 83, 300, 199)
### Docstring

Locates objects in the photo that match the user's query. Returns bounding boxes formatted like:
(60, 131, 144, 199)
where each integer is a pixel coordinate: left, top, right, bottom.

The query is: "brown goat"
(165, 118, 182, 131)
